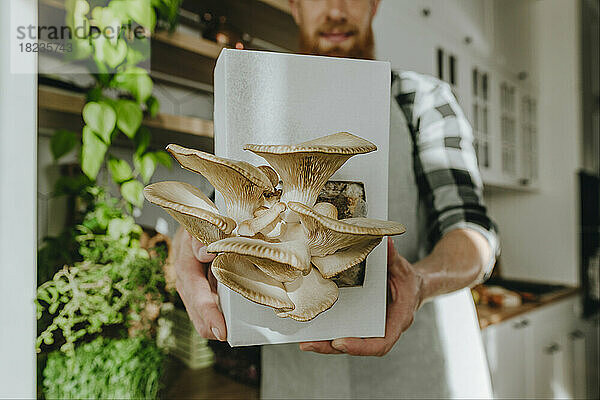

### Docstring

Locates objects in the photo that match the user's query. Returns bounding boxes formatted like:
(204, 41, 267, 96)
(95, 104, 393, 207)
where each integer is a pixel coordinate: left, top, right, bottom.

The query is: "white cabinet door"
(566, 328, 587, 399)
(530, 297, 580, 398)
(518, 89, 539, 189)
(467, 60, 494, 178)
(533, 337, 571, 399)
(483, 317, 534, 398)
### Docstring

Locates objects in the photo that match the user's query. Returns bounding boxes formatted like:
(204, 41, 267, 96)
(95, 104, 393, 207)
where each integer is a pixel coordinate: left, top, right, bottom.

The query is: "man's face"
(290, 0, 380, 60)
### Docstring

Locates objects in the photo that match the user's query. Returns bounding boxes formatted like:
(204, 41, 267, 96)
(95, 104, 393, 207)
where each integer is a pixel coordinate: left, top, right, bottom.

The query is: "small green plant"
(43, 336, 164, 399)
(36, 187, 171, 354)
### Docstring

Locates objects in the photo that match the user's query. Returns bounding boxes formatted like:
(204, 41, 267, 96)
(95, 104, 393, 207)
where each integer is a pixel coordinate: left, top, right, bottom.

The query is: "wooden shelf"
(38, 86, 214, 139)
(257, 0, 292, 14)
(153, 31, 224, 59)
(39, 0, 296, 86)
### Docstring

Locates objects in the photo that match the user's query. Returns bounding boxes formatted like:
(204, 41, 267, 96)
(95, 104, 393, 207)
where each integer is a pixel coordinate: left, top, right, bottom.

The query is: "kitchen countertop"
(475, 286, 580, 329)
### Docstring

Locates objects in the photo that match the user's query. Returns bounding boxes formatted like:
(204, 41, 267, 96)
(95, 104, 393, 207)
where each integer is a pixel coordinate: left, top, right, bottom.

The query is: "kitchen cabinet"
(467, 68, 539, 190)
(378, 1, 542, 191)
(482, 295, 595, 399)
(482, 316, 535, 398)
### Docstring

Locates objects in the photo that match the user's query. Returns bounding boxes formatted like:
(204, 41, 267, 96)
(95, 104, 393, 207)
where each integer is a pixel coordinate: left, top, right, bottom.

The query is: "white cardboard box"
(214, 49, 390, 346)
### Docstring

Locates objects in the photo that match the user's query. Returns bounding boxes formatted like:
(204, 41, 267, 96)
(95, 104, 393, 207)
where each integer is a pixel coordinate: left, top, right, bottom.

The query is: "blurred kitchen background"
(26, 0, 600, 398)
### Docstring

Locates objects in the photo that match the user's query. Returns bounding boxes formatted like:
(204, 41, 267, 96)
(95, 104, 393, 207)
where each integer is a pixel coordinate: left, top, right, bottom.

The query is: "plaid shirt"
(392, 70, 499, 280)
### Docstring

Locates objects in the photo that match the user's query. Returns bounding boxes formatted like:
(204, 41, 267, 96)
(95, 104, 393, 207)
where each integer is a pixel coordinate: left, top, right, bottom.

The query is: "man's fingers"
(387, 237, 400, 263)
(331, 337, 390, 357)
(299, 341, 344, 354)
(193, 290, 227, 340)
(191, 236, 216, 263)
(174, 230, 226, 341)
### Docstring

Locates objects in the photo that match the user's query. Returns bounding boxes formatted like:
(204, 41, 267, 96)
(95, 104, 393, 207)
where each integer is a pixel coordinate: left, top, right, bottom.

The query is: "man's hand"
(299, 237, 423, 356)
(173, 227, 226, 341)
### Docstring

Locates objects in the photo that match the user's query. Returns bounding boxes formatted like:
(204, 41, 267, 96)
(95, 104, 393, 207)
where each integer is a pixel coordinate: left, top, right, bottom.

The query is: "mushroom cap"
(289, 201, 405, 236)
(276, 267, 339, 322)
(243, 133, 376, 213)
(311, 237, 382, 278)
(211, 253, 294, 310)
(288, 201, 405, 271)
(207, 236, 311, 275)
(144, 181, 236, 245)
(167, 144, 274, 190)
(313, 202, 338, 220)
(166, 144, 274, 223)
(243, 132, 376, 155)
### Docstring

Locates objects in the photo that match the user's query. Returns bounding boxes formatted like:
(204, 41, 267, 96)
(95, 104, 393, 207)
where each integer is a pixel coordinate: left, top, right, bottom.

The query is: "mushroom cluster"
(144, 132, 406, 321)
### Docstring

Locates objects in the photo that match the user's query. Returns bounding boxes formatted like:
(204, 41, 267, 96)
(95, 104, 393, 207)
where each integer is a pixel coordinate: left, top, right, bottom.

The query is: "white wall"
(0, 0, 37, 397)
(485, 0, 582, 285)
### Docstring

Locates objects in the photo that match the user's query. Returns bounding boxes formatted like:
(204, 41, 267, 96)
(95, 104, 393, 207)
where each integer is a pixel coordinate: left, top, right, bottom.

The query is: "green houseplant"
(36, 0, 182, 398)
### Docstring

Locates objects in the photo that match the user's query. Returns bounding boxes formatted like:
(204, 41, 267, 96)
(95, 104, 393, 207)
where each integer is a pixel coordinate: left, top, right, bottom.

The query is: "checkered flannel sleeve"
(393, 71, 499, 281)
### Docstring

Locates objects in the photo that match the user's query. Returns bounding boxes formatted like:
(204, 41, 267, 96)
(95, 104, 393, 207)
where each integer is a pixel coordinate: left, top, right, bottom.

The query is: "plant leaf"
(125, 0, 156, 31)
(50, 129, 78, 161)
(136, 153, 156, 184)
(112, 67, 153, 104)
(146, 96, 159, 118)
(101, 37, 128, 69)
(116, 99, 143, 138)
(107, 157, 133, 184)
(121, 180, 145, 208)
(82, 102, 116, 144)
(153, 150, 171, 168)
(81, 126, 108, 180)
(134, 127, 151, 156)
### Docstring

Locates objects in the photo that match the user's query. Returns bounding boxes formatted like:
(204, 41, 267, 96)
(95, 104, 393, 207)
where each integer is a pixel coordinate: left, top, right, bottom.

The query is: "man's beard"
(299, 24, 375, 60)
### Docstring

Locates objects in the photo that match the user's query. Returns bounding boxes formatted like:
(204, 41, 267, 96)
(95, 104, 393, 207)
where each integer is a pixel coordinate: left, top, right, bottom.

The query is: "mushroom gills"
(207, 236, 312, 275)
(275, 267, 339, 321)
(211, 253, 294, 311)
(167, 144, 274, 223)
(143, 181, 236, 245)
(289, 201, 405, 256)
(244, 132, 377, 214)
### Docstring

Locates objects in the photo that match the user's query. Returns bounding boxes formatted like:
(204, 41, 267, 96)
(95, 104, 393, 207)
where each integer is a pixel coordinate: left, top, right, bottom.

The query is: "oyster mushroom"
(244, 132, 376, 217)
(211, 253, 294, 311)
(143, 181, 235, 245)
(288, 201, 406, 278)
(166, 144, 274, 224)
(237, 202, 286, 237)
(207, 236, 308, 282)
(275, 267, 339, 321)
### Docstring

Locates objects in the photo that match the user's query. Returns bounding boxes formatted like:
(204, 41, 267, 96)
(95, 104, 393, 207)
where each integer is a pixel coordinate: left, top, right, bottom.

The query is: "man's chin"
(316, 41, 355, 57)
(300, 31, 375, 60)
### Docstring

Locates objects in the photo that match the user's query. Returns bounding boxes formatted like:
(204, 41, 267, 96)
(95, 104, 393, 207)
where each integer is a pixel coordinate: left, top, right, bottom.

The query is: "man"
(173, 0, 499, 397)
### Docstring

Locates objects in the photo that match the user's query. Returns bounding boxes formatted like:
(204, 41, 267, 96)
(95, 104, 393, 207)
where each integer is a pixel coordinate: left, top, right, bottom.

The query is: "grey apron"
(261, 94, 492, 399)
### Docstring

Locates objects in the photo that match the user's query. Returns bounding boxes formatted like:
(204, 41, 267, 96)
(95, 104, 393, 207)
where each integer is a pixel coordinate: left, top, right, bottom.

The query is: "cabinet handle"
(512, 319, 530, 329)
(570, 330, 584, 339)
(545, 343, 561, 354)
